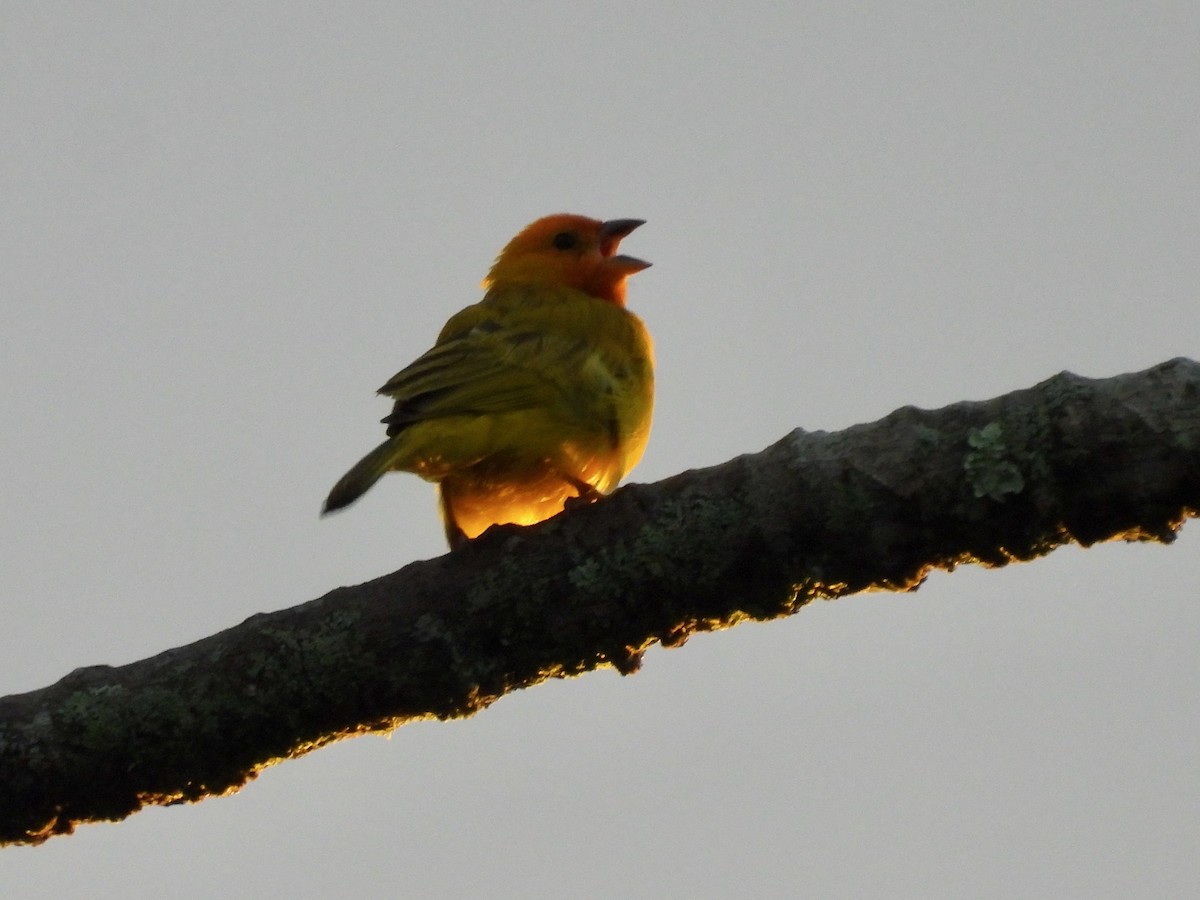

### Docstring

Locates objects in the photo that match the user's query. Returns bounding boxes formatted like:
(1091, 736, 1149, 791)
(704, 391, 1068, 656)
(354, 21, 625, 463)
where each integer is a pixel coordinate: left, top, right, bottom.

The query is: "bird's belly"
(439, 444, 624, 540)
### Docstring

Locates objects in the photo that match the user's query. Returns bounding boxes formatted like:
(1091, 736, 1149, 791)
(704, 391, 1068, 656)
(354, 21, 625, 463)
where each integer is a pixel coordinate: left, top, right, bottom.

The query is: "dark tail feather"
(322, 438, 400, 515)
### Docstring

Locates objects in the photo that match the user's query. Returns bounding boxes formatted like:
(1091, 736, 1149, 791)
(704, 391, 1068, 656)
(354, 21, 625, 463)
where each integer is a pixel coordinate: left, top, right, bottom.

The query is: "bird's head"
(483, 214, 650, 306)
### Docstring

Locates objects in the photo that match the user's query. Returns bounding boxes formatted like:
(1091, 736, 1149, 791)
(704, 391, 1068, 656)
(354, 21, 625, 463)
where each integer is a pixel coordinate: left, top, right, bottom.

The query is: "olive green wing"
(378, 293, 589, 437)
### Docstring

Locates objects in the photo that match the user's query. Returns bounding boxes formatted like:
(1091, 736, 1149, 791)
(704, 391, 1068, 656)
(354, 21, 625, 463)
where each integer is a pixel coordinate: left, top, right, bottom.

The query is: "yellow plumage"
(323, 214, 654, 549)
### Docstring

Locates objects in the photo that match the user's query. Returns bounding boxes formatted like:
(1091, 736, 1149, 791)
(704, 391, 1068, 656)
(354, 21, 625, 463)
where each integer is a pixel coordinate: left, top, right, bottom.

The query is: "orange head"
(483, 214, 650, 306)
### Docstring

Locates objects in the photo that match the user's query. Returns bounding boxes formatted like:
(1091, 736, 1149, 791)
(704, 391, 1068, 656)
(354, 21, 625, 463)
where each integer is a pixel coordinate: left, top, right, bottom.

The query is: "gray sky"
(3, 3, 1199, 897)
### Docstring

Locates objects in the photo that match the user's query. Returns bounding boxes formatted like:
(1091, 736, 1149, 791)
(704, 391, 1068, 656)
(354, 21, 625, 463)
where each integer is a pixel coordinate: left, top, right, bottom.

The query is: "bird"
(322, 213, 654, 550)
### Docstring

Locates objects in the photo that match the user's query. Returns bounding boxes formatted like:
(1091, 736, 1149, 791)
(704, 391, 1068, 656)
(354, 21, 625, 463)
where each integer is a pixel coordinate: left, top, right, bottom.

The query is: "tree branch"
(3, 358, 1199, 846)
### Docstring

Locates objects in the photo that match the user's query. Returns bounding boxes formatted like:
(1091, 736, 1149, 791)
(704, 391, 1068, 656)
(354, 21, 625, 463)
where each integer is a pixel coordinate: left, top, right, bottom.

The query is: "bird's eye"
(551, 231, 577, 251)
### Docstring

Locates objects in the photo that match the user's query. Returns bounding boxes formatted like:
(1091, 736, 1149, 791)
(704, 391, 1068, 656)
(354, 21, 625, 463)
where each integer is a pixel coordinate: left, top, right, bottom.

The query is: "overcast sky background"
(3, 3, 1199, 897)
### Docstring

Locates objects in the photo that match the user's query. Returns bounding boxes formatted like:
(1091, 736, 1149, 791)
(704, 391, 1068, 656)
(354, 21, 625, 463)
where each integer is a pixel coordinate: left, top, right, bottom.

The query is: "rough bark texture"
(3, 358, 1198, 845)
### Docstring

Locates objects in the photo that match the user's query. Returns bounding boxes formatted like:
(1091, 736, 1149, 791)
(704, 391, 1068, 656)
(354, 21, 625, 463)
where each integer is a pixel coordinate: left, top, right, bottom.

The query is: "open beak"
(599, 218, 651, 272)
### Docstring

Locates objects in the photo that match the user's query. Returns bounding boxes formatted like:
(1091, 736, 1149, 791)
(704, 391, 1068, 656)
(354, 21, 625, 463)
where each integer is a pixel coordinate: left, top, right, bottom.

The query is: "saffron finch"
(323, 214, 654, 549)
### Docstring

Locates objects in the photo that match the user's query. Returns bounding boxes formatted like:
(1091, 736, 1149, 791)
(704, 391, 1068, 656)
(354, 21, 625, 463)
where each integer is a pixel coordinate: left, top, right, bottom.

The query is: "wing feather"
(378, 287, 590, 436)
